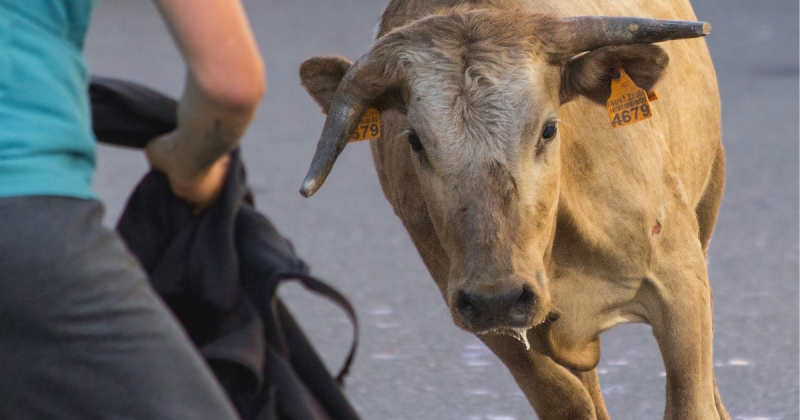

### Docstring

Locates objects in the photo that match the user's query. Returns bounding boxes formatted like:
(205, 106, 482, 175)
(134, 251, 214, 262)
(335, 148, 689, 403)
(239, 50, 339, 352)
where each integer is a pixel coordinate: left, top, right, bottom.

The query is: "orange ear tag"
(349, 107, 381, 142)
(606, 68, 656, 128)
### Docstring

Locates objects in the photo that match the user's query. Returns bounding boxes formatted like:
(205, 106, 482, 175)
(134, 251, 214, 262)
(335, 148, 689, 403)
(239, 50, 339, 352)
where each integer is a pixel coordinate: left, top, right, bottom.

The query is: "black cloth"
(91, 76, 360, 420)
(90, 76, 178, 149)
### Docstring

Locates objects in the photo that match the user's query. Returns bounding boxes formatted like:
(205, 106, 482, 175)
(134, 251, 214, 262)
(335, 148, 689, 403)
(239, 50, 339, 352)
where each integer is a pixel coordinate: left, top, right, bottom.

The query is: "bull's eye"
(408, 131, 424, 152)
(542, 122, 557, 141)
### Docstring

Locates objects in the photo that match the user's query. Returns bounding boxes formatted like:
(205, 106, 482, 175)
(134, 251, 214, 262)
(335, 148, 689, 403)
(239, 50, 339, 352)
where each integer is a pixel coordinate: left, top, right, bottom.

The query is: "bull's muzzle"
(456, 284, 537, 331)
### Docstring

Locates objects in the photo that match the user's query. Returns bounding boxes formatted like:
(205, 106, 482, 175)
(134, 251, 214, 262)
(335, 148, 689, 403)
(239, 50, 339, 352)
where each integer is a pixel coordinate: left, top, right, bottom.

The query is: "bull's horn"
(555, 16, 711, 56)
(300, 54, 395, 197)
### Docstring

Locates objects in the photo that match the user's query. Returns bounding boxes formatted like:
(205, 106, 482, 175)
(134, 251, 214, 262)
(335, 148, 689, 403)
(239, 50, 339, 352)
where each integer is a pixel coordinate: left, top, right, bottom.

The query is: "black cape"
(91, 76, 360, 420)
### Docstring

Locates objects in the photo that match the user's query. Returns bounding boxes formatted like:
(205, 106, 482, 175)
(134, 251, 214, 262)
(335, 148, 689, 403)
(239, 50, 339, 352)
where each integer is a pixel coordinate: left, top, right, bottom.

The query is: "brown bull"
(298, 0, 727, 418)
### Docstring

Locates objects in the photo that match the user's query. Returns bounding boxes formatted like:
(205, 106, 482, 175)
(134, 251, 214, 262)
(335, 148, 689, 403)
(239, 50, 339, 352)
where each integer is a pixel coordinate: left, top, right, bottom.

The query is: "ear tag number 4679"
(606, 68, 657, 129)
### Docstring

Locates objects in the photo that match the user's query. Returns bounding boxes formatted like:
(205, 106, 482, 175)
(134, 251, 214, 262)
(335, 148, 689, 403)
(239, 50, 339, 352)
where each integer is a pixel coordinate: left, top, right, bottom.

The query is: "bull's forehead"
(402, 34, 556, 170)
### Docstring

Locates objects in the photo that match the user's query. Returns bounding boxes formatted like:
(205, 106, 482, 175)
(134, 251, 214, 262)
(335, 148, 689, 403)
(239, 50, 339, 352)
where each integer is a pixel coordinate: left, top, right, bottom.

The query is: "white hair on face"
(403, 43, 544, 175)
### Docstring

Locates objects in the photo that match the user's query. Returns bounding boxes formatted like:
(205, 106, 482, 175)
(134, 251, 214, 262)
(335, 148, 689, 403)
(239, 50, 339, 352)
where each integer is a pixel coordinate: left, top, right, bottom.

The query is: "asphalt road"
(85, 1, 798, 419)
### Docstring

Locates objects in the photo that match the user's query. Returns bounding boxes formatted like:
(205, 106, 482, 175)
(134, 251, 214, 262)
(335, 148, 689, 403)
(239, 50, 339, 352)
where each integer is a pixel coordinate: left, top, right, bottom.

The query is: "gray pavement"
(86, 1, 798, 419)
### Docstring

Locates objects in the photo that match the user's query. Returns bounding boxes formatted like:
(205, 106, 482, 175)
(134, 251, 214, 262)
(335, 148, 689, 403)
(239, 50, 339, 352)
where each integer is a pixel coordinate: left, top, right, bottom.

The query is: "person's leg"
(0, 196, 240, 420)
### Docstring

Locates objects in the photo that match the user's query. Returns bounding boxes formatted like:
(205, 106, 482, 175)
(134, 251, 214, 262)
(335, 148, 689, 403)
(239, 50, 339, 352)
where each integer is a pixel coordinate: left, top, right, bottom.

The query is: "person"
(0, 0, 265, 418)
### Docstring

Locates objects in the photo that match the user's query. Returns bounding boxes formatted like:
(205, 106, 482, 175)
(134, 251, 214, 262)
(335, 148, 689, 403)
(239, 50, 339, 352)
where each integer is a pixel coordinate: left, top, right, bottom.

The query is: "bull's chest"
(540, 193, 697, 369)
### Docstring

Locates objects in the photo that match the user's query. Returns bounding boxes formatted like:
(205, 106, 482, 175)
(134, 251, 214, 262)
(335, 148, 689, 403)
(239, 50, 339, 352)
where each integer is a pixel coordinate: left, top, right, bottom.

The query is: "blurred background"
(85, 1, 798, 419)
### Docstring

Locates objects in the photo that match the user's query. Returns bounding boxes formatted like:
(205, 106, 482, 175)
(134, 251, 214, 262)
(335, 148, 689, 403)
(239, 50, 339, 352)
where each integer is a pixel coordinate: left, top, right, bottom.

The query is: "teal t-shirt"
(0, 0, 98, 199)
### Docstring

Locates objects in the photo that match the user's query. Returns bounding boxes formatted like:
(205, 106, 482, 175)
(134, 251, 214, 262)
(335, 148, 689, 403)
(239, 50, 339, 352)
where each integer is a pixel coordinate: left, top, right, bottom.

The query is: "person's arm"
(146, 0, 265, 209)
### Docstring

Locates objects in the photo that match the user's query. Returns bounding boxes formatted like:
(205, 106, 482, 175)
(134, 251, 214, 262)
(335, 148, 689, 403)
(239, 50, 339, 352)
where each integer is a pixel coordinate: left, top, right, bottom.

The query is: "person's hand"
(146, 133, 231, 212)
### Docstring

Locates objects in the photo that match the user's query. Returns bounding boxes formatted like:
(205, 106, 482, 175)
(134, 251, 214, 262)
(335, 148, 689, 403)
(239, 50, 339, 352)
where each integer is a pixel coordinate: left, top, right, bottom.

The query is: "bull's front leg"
(572, 368, 612, 420)
(478, 333, 610, 420)
(639, 259, 728, 420)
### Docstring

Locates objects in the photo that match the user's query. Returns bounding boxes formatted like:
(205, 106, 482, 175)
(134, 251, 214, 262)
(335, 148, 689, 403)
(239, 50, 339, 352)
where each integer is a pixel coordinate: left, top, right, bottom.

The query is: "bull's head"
(298, 10, 709, 341)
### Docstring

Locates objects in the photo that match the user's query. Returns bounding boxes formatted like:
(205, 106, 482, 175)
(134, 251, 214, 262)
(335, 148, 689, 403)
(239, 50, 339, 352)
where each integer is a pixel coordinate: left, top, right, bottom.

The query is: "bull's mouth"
(476, 311, 560, 350)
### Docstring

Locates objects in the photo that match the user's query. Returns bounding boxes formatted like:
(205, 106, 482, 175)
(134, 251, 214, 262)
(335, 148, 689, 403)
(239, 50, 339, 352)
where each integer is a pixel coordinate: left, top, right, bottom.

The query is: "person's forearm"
(167, 73, 261, 178)
(152, 0, 265, 178)
(144, 0, 264, 209)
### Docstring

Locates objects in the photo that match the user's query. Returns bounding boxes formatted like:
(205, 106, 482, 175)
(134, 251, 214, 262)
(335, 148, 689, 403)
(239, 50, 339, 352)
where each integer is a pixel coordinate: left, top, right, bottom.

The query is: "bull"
(298, 0, 727, 418)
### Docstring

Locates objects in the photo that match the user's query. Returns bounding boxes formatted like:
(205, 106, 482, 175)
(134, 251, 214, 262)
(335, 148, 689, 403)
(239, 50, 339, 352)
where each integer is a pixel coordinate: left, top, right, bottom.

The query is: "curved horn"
(299, 53, 397, 197)
(553, 16, 711, 57)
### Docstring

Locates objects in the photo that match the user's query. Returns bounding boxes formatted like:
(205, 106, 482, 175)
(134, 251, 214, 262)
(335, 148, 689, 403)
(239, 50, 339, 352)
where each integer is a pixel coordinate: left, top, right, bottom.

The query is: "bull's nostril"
(511, 285, 536, 318)
(517, 285, 534, 307)
(456, 291, 477, 319)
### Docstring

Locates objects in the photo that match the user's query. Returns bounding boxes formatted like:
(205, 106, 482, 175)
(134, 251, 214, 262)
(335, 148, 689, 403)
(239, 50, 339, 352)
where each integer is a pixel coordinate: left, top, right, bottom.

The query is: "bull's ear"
(559, 44, 668, 105)
(299, 55, 353, 113)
